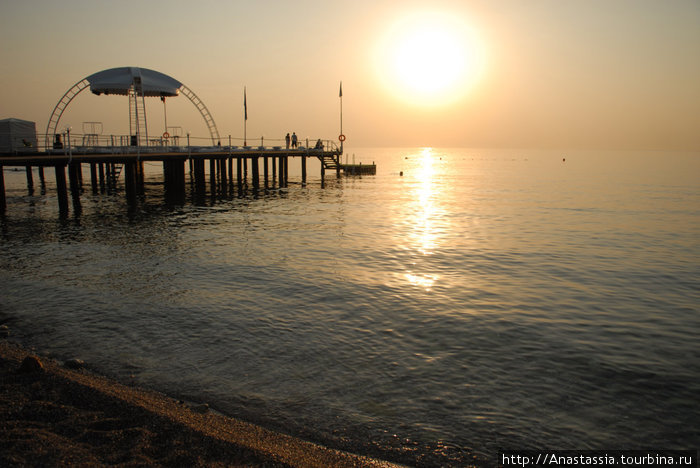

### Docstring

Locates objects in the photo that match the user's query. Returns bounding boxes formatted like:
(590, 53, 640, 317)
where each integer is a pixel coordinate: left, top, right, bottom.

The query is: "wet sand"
(0, 340, 403, 467)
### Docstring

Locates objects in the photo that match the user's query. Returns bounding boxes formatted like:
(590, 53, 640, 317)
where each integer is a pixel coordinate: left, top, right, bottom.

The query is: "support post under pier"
(193, 159, 206, 194)
(124, 162, 137, 206)
(25, 165, 33, 194)
(272, 155, 277, 187)
(55, 164, 69, 215)
(252, 156, 259, 191)
(0, 165, 5, 214)
(209, 158, 216, 195)
(68, 162, 81, 213)
(263, 156, 269, 189)
(38, 166, 45, 190)
(278, 156, 285, 187)
(301, 154, 307, 185)
(99, 163, 106, 193)
(164, 160, 186, 205)
(90, 163, 98, 194)
(236, 157, 242, 191)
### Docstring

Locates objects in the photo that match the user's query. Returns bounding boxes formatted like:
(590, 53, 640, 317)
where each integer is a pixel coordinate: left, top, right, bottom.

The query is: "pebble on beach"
(18, 355, 44, 373)
(64, 358, 86, 370)
(190, 403, 210, 414)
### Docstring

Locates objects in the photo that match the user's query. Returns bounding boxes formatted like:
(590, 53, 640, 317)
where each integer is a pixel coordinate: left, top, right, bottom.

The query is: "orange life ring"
(163, 132, 170, 138)
(339, 134, 346, 142)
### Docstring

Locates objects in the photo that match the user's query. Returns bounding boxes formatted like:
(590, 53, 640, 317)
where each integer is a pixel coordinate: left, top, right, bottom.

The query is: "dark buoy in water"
(399, 171, 403, 176)
(563, 158, 566, 162)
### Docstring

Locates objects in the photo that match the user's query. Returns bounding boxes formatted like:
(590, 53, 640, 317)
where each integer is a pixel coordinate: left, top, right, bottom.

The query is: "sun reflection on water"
(405, 272, 438, 290)
(415, 147, 437, 255)
(403, 147, 446, 291)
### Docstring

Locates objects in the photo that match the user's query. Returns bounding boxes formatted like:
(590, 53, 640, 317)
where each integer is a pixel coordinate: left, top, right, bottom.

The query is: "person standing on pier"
(291, 132, 298, 148)
(285, 133, 291, 149)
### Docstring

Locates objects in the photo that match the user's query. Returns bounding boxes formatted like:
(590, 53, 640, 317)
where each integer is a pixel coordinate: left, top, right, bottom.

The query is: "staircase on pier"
(128, 76, 148, 146)
(319, 151, 376, 176)
(318, 153, 342, 171)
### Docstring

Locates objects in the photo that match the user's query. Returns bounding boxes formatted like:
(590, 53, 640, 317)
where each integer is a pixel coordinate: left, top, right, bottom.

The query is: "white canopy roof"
(86, 67, 182, 97)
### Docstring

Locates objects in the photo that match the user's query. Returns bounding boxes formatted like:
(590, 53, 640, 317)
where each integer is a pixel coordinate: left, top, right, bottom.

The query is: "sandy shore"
(0, 340, 404, 467)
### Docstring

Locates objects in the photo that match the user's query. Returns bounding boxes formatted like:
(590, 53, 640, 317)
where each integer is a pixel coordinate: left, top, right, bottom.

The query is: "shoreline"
(0, 340, 403, 467)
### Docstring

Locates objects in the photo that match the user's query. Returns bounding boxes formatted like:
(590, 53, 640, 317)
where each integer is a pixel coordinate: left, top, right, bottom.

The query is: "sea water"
(1, 148, 698, 466)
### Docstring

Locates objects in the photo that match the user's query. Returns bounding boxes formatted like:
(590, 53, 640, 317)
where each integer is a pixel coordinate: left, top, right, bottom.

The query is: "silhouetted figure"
(315, 139, 323, 149)
(285, 133, 291, 149)
(291, 132, 298, 148)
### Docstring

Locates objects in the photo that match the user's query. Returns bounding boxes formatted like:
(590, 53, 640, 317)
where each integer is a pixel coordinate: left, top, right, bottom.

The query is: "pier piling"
(25, 165, 34, 194)
(278, 156, 285, 188)
(1, 144, 354, 213)
(90, 163, 98, 194)
(228, 157, 233, 184)
(164, 160, 186, 205)
(68, 162, 82, 212)
(193, 159, 206, 193)
(124, 162, 137, 205)
(209, 158, 216, 195)
(220, 158, 227, 186)
(98, 163, 106, 193)
(136, 161, 145, 196)
(236, 157, 242, 190)
(252, 156, 260, 190)
(271, 155, 277, 187)
(263, 156, 269, 189)
(0, 165, 5, 214)
(301, 154, 307, 185)
(77, 163, 84, 189)
(55, 165, 69, 215)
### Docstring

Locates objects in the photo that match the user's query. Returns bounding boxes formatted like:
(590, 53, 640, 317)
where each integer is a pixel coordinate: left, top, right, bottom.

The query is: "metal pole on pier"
(339, 81, 344, 153)
(243, 87, 248, 146)
(161, 97, 168, 137)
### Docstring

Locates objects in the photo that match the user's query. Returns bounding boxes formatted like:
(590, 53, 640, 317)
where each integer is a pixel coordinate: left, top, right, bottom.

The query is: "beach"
(0, 340, 402, 467)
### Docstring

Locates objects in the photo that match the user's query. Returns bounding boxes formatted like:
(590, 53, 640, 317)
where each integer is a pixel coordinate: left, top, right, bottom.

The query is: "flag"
(244, 87, 247, 121)
(339, 82, 343, 98)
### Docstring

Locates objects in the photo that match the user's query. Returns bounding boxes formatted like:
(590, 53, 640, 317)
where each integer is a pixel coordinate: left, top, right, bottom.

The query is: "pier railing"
(3, 133, 341, 156)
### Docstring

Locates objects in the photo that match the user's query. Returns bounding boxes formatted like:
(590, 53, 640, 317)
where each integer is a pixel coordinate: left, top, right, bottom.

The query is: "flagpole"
(243, 87, 247, 146)
(339, 81, 343, 152)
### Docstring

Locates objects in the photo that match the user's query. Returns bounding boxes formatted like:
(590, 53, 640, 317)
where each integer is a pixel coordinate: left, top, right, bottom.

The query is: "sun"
(375, 11, 485, 107)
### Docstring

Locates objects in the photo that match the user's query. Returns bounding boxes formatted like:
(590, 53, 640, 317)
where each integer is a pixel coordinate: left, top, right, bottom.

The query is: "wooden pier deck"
(0, 146, 339, 165)
(0, 145, 375, 215)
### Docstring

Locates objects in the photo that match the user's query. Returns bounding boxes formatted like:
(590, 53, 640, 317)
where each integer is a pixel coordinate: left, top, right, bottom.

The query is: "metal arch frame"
(178, 84, 220, 145)
(45, 74, 221, 149)
(44, 79, 91, 150)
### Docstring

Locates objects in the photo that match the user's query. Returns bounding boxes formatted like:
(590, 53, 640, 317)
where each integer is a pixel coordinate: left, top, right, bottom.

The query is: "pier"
(0, 139, 377, 215)
(0, 66, 376, 215)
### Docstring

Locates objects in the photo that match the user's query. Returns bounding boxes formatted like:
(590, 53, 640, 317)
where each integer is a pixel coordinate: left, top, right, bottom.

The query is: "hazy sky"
(1, 0, 698, 150)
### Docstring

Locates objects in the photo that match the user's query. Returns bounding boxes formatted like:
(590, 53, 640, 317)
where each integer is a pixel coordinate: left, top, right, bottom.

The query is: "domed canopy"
(86, 67, 182, 97)
(46, 66, 220, 147)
